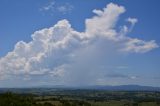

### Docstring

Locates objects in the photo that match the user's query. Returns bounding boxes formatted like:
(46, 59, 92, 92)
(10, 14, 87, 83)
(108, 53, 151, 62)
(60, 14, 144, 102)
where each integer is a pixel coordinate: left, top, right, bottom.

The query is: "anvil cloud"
(0, 3, 158, 86)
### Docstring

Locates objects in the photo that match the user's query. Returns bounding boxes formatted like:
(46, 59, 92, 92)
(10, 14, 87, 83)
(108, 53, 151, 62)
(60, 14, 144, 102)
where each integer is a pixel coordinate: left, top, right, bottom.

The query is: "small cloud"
(127, 17, 138, 25)
(107, 73, 128, 78)
(40, 1, 73, 15)
(41, 1, 55, 11)
(130, 76, 138, 79)
(106, 73, 138, 80)
(57, 3, 73, 14)
(122, 39, 159, 53)
(119, 17, 138, 36)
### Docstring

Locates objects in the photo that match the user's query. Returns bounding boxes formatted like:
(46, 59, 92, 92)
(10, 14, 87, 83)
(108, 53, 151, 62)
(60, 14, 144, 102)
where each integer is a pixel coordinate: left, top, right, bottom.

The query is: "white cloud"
(0, 3, 158, 85)
(120, 17, 138, 34)
(86, 3, 125, 40)
(105, 73, 138, 80)
(42, 1, 55, 11)
(130, 76, 138, 79)
(57, 3, 73, 14)
(127, 17, 138, 25)
(40, 1, 73, 14)
(122, 38, 158, 53)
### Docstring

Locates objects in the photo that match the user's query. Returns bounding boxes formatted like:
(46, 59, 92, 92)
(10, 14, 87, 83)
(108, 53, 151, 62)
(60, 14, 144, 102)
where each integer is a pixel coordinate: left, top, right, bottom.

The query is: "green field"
(0, 89, 160, 106)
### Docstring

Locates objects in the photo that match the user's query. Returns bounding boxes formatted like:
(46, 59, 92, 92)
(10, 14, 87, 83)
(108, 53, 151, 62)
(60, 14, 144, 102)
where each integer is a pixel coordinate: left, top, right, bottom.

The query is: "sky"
(0, 0, 160, 87)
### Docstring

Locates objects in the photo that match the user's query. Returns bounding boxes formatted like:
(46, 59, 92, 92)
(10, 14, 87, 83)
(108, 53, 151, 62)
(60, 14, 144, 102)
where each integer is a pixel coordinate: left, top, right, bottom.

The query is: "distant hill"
(30, 84, 160, 91)
(0, 85, 160, 92)
(81, 85, 160, 91)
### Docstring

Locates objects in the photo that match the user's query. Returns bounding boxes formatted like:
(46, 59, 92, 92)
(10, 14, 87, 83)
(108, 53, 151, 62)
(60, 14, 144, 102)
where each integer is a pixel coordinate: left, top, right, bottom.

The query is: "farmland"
(0, 88, 160, 106)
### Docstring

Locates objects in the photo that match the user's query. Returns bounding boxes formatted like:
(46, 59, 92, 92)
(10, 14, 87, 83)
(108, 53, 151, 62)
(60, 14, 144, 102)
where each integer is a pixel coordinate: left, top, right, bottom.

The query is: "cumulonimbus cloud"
(0, 3, 158, 85)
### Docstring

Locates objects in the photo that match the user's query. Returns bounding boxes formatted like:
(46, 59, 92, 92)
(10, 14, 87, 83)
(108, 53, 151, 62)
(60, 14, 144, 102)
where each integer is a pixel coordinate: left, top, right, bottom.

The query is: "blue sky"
(0, 0, 160, 87)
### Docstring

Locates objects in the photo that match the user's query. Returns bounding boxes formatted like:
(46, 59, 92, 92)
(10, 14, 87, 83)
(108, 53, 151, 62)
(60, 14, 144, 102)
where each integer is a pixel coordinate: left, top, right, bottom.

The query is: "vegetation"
(0, 89, 160, 106)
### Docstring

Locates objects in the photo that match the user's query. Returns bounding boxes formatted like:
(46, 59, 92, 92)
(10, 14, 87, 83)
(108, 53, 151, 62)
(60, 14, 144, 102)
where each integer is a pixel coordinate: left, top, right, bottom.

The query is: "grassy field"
(0, 89, 160, 106)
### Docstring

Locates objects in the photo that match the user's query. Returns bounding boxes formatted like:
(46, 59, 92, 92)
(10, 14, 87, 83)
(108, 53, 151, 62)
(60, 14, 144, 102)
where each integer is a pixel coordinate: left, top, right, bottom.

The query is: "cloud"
(127, 17, 138, 25)
(106, 73, 138, 80)
(40, 1, 73, 14)
(86, 3, 125, 40)
(122, 38, 158, 53)
(57, 3, 73, 14)
(0, 3, 158, 86)
(41, 1, 55, 11)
